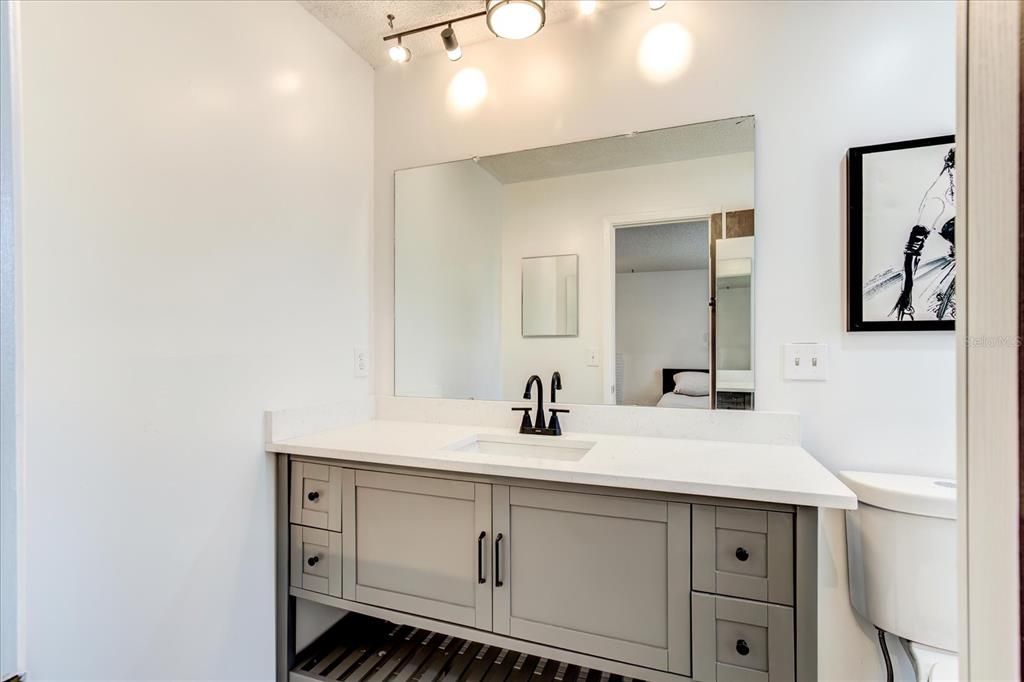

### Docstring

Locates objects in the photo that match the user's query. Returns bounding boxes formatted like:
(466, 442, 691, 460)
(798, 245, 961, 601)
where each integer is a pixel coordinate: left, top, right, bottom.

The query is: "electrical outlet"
(783, 343, 828, 381)
(353, 347, 369, 378)
(586, 347, 600, 367)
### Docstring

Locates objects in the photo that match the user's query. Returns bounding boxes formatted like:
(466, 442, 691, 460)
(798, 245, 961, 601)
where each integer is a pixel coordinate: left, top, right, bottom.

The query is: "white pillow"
(673, 371, 710, 397)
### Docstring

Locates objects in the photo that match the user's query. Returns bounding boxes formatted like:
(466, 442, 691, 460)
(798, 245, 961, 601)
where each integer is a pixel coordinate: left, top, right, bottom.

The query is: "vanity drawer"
(290, 461, 342, 531)
(693, 505, 793, 605)
(692, 593, 794, 682)
(290, 524, 342, 597)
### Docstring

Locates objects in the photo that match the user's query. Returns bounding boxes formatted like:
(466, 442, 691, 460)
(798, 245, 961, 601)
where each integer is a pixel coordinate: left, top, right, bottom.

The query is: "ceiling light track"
(384, 0, 546, 63)
(382, 10, 486, 43)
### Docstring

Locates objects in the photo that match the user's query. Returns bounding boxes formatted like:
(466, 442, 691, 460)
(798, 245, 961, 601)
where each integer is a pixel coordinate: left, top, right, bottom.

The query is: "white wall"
(498, 155, 752, 403)
(616, 269, 709, 406)
(395, 160, 503, 399)
(374, 2, 955, 679)
(16, 1, 373, 678)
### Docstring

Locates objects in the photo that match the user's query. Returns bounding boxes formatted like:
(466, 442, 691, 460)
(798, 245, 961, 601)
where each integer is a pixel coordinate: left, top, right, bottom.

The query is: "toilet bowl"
(839, 471, 958, 682)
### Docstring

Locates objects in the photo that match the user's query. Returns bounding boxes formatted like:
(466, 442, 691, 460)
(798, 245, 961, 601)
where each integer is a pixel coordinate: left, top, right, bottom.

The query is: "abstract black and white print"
(848, 136, 955, 331)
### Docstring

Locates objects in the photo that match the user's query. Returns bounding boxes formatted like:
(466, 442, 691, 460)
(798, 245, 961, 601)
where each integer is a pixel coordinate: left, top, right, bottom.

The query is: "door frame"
(0, 0, 22, 678)
(956, 0, 1022, 679)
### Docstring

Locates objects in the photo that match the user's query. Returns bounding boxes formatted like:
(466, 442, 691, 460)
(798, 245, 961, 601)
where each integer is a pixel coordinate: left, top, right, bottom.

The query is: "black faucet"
(523, 375, 545, 430)
(511, 373, 569, 436)
(548, 371, 569, 436)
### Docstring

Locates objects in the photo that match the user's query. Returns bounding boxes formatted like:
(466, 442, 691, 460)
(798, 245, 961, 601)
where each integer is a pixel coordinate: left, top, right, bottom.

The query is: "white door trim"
(956, 1, 1021, 679)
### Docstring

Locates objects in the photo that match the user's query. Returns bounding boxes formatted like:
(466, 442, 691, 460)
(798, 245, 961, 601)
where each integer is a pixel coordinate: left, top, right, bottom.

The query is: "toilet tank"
(840, 471, 957, 652)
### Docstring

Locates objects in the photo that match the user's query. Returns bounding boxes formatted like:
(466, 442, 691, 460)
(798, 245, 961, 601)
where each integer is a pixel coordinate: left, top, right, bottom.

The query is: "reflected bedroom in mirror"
(395, 116, 755, 410)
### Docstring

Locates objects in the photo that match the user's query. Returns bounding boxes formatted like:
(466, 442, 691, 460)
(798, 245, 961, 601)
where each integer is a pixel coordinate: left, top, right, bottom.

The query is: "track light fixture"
(384, 10, 484, 65)
(441, 26, 462, 61)
(385, 15, 412, 63)
(486, 0, 546, 40)
(384, 0, 660, 64)
(388, 37, 411, 63)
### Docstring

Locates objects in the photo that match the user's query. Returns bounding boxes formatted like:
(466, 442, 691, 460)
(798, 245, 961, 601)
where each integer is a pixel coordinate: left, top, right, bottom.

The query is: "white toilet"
(840, 471, 959, 682)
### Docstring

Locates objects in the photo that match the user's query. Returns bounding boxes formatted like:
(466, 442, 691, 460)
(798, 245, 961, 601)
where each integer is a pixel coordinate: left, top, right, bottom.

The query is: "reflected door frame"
(602, 207, 719, 408)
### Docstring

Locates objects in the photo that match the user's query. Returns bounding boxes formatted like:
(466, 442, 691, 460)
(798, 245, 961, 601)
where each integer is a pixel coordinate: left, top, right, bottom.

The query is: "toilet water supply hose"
(877, 627, 894, 682)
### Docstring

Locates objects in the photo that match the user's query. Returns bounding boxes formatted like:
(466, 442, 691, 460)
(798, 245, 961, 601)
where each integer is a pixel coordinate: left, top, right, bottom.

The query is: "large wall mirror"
(395, 117, 755, 410)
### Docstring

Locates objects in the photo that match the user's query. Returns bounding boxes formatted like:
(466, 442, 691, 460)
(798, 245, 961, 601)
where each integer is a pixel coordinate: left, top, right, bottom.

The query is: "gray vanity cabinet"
(491, 486, 692, 675)
(284, 458, 809, 682)
(343, 469, 493, 630)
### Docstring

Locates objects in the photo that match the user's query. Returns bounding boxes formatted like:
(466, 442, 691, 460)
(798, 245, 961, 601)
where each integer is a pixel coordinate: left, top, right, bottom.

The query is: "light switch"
(586, 347, 600, 367)
(353, 347, 369, 377)
(783, 343, 828, 381)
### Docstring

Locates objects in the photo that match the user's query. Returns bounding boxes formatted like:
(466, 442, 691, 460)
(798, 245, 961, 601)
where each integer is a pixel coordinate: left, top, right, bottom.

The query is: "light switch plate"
(783, 343, 828, 381)
(586, 347, 600, 367)
(353, 347, 369, 377)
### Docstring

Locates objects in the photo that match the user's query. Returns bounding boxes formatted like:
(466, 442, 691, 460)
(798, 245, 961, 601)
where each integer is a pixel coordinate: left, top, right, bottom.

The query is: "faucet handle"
(511, 407, 533, 432)
(548, 408, 570, 436)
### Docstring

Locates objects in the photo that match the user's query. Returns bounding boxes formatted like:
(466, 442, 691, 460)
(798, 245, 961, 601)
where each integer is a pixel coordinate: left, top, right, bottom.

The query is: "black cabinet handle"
(307, 491, 320, 502)
(477, 531, 487, 584)
(735, 547, 749, 562)
(307, 555, 320, 567)
(494, 533, 504, 587)
(736, 639, 750, 656)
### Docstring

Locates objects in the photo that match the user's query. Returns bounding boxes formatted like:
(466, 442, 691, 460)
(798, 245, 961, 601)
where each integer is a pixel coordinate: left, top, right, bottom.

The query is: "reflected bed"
(656, 368, 711, 409)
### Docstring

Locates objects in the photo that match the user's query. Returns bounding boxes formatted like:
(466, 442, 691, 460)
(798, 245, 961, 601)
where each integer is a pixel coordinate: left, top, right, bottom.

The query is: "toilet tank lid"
(838, 471, 956, 519)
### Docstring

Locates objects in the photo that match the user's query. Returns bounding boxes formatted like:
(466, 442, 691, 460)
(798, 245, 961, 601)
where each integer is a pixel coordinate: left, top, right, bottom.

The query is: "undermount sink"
(445, 433, 595, 461)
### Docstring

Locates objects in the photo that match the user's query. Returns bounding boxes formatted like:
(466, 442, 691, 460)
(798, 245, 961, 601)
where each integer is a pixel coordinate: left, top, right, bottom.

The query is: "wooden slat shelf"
(291, 614, 646, 682)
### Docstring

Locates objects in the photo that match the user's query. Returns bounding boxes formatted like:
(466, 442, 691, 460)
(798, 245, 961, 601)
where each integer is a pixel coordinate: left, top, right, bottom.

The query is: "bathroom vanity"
(269, 417, 855, 682)
(270, 114, 856, 681)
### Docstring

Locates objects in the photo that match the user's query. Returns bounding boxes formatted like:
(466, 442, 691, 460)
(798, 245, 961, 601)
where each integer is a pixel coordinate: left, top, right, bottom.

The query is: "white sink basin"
(445, 434, 595, 461)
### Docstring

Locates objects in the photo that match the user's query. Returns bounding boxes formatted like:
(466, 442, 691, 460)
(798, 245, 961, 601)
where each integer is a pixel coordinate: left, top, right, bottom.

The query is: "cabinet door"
(345, 469, 492, 630)
(290, 461, 342, 531)
(493, 486, 690, 674)
(693, 505, 794, 605)
(290, 525, 342, 597)
(692, 593, 795, 682)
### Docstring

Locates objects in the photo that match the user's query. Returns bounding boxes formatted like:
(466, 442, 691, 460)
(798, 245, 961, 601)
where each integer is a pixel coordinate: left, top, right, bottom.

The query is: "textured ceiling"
(616, 221, 710, 273)
(477, 116, 754, 184)
(299, 0, 606, 68)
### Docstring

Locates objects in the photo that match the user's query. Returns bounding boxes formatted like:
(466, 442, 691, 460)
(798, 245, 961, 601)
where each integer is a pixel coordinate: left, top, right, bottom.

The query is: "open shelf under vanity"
(293, 613, 644, 682)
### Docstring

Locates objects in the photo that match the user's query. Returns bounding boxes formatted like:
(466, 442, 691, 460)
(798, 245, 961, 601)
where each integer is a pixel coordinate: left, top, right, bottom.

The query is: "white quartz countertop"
(268, 420, 856, 509)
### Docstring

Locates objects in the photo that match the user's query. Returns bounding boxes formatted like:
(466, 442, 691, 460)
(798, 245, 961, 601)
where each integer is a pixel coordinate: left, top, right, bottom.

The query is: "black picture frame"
(847, 135, 956, 332)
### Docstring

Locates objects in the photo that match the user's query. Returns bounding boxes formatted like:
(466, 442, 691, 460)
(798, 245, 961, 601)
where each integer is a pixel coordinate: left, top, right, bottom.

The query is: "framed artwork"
(847, 135, 956, 331)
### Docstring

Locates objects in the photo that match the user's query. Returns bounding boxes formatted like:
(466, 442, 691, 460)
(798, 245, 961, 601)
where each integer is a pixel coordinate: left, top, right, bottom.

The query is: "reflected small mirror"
(522, 255, 578, 337)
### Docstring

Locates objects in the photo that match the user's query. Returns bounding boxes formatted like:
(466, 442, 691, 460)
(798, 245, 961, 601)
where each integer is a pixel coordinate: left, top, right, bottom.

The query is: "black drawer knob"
(735, 547, 749, 562)
(307, 555, 320, 567)
(307, 491, 320, 502)
(736, 639, 750, 656)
